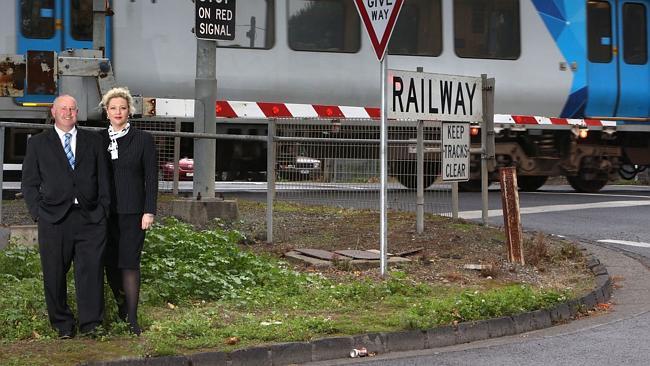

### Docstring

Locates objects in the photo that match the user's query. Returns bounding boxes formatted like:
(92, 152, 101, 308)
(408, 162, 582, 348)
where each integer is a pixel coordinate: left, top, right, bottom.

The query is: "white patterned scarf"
(107, 123, 130, 160)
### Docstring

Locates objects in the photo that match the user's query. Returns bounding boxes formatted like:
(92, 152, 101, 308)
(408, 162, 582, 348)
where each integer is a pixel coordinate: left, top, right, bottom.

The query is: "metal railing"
(0, 117, 489, 247)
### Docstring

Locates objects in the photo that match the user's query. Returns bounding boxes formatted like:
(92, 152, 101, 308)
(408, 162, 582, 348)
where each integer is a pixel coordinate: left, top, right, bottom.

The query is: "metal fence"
(129, 119, 180, 193)
(0, 118, 467, 243)
(273, 119, 451, 215)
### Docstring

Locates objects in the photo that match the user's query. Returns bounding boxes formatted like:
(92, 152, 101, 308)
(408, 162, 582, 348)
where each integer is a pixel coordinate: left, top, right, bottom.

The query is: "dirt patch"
(208, 199, 592, 293)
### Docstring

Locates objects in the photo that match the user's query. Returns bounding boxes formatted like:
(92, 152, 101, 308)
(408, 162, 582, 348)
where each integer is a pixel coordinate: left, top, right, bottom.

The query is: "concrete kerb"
(85, 242, 614, 366)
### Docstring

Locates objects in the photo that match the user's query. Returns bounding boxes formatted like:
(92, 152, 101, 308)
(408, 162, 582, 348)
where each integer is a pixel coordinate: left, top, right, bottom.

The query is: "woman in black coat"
(100, 87, 157, 335)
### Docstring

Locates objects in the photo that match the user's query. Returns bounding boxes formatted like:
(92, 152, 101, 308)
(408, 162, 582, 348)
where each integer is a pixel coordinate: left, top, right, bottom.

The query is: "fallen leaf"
(225, 336, 240, 345)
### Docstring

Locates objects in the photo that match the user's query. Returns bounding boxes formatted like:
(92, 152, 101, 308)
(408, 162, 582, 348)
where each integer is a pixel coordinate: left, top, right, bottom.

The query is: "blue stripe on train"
(532, 0, 589, 118)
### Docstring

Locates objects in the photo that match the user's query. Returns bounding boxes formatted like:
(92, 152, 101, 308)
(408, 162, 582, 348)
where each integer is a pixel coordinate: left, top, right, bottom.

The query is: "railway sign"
(388, 70, 483, 122)
(195, 0, 236, 41)
(442, 122, 470, 182)
(354, 0, 404, 61)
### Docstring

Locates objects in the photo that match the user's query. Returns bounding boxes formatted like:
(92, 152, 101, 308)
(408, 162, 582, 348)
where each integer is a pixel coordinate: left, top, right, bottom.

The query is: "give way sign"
(354, 0, 405, 61)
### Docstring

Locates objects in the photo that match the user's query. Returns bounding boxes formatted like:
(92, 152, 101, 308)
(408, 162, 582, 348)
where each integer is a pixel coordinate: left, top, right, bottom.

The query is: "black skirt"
(105, 213, 146, 269)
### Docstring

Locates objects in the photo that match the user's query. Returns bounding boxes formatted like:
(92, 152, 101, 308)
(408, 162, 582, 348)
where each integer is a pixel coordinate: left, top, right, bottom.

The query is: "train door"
(585, 0, 650, 118)
(16, 0, 112, 103)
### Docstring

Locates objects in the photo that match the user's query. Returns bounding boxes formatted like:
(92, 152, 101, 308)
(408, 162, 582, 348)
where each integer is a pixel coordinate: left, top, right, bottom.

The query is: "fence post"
(266, 119, 276, 244)
(0, 127, 4, 224)
(480, 74, 495, 225)
(172, 119, 181, 196)
(452, 182, 459, 218)
(416, 120, 424, 234)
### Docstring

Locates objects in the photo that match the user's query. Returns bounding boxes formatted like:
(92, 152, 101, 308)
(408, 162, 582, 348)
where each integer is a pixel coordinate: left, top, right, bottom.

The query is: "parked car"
(277, 155, 322, 181)
(160, 157, 194, 181)
(160, 155, 322, 182)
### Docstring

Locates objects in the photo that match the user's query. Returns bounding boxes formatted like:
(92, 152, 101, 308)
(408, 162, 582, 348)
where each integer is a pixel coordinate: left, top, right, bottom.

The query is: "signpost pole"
(416, 120, 424, 233)
(193, 39, 217, 200)
(380, 57, 388, 276)
(193, 0, 236, 199)
(353, 0, 404, 277)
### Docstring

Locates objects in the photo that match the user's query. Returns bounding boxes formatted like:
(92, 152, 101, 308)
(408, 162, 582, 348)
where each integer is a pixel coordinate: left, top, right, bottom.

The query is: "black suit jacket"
(102, 128, 158, 215)
(22, 127, 111, 224)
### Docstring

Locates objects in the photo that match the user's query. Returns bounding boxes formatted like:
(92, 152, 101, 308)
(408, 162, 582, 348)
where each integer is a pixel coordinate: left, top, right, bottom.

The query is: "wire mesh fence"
(129, 119, 180, 193)
(0, 118, 457, 238)
(273, 119, 452, 216)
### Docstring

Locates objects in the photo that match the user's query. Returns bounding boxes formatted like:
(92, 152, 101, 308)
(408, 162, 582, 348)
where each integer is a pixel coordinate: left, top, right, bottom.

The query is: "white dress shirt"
(54, 125, 78, 203)
(54, 125, 77, 155)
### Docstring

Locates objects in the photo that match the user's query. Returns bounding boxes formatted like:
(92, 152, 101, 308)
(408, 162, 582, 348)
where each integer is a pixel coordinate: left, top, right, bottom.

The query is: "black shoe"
(58, 329, 75, 340)
(80, 326, 105, 339)
(118, 304, 128, 322)
(128, 322, 142, 336)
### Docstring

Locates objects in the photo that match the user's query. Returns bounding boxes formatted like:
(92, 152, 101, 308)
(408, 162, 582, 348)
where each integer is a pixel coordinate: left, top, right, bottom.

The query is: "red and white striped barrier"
(493, 114, 617, 128)
(148, 98, 619, 128)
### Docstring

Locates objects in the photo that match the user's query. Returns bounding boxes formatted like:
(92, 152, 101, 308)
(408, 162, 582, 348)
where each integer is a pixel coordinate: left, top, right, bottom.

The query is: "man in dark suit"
(21, 95, 110, 339)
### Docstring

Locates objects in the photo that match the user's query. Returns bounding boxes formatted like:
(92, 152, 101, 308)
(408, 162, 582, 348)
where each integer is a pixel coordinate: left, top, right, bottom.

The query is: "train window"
(71, 0, 93, 41)
(20, 0, 55, 39)
(288, 0, 360, 53)
(388, 0, 442, 56)
(217, 0, 275, 49)
(587, 1, 613, 63)
(622, 3, 647, 65)
(453, 0, 520, 60)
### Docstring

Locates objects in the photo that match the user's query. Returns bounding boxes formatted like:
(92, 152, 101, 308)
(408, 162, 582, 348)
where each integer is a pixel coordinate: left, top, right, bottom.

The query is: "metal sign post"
(193, 0, 237, 199)
(354, 0, 404, 277)
(380, 58, 388, 276)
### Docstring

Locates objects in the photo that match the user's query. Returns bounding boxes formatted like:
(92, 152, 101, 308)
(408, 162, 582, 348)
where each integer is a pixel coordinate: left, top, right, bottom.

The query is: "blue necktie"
(64, 133, 75, 169)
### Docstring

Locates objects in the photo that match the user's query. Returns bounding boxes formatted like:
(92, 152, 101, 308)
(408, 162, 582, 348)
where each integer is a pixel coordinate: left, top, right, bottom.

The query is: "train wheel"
(392, 162, 438, 190)
(458, 179, 483, 192)
(566, 175, 607, 193)
(619, 164, 639, 180)
(396, 174, 436, 190)
(517, 175, 548, 192)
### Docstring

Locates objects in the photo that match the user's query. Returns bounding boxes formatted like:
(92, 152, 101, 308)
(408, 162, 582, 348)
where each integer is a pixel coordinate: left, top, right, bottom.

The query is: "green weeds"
(141, 217, 307, 304)
(1, 218, 580, 365)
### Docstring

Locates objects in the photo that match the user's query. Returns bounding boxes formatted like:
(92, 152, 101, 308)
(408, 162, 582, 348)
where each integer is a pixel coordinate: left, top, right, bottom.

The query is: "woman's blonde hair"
(100, 87, 136, 115)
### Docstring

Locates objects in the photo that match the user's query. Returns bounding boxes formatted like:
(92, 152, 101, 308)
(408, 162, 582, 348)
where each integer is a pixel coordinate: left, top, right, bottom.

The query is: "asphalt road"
(298, 183, 650, 365)
(457, 184, 650, 259)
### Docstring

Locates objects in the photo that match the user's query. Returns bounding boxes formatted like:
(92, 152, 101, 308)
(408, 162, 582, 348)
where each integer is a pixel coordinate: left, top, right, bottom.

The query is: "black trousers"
(38, 207, 106, 334)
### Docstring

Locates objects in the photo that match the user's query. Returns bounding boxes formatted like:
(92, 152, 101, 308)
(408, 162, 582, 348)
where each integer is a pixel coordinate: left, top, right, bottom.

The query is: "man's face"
(51, 96, 78, 131)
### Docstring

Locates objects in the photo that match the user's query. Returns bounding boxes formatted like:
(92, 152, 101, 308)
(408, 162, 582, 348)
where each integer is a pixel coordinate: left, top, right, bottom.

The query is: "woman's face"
(107, 97, 129, 129)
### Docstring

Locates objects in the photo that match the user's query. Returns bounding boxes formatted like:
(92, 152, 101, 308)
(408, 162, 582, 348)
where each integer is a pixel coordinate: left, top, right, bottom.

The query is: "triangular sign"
(354, 0, 405, 61)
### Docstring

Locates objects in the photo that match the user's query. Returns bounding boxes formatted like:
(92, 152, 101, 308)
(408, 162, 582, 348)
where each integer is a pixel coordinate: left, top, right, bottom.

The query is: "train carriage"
(1, 0, 650, 192)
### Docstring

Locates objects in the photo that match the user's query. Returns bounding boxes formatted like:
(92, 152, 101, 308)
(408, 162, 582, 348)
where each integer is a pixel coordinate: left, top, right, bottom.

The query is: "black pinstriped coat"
(102, 127, 158, 215)
(22, 128, 110, 223)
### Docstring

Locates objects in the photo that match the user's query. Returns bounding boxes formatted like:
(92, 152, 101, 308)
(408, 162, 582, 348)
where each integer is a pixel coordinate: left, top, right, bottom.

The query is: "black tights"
(107, 267, 141, 334)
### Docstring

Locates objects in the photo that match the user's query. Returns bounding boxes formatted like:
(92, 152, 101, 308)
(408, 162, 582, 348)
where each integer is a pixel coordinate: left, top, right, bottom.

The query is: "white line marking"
(598, 239, 650, 248)
(459, 200, 650, 220)
(530, 189, 650, 200)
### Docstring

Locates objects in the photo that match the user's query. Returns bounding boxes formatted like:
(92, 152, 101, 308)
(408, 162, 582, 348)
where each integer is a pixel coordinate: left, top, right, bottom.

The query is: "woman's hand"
(141, 213, 155, 230)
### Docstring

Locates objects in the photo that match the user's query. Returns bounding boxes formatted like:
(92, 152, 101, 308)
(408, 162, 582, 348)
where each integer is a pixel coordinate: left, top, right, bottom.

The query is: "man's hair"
(52, 94, 77, 108)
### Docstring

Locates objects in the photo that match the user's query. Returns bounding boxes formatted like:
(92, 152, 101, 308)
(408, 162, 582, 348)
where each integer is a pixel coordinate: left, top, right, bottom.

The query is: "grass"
(0, 215, 587, 365)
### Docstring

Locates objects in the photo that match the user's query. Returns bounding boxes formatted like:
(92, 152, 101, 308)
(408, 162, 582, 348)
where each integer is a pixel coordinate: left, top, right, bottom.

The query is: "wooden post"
(499, 167, 525, 264)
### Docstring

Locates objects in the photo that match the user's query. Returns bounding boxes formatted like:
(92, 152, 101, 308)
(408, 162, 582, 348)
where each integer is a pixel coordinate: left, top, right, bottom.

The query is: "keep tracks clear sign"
(442, 122, 470, 182)
(388, 70, 480, 182)
(195, 0, 236, 41)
